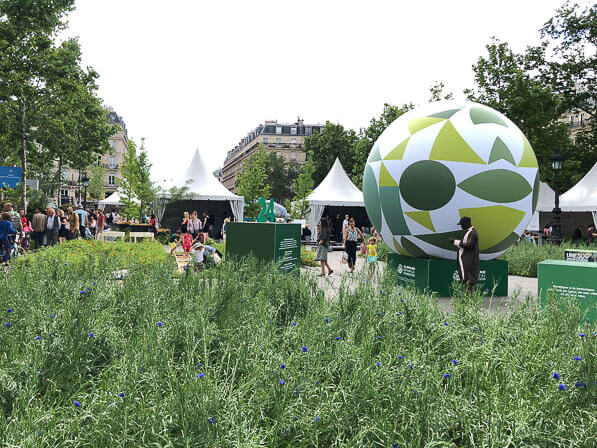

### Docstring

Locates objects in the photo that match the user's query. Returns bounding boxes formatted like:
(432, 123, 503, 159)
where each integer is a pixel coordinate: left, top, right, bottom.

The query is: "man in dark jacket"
(450, 216, 479, 292)
(44, 207, 61, 246)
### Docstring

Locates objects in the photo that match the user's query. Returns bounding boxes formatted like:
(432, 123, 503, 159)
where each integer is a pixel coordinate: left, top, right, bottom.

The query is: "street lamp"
(549, 148, 564, 245)
(82, 175, 89, 209)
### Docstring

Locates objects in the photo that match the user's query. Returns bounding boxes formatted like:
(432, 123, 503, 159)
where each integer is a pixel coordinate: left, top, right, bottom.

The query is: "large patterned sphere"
(362, 102, 539, 260)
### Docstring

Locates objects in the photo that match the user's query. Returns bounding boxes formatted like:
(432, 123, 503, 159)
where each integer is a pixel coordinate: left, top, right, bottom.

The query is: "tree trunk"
(57, 154, 63, 207)
(19, 96, 27, 213)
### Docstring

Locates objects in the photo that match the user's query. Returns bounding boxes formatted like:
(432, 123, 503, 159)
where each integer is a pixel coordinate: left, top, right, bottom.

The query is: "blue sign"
(0, 166, 22, 189)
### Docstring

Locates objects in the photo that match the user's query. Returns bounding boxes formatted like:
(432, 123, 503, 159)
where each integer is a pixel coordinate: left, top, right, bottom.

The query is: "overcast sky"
(60, 0, 584, 185)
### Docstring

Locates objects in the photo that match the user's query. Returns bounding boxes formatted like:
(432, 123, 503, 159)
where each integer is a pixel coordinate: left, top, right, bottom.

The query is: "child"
(181, 232, 193, 254)
(367, 236, 378, 276)
(168, 230, 182, 255)
(190, 242, 205, 270)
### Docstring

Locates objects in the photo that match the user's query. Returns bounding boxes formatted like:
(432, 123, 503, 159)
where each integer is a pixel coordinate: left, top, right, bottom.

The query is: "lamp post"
(82, 175, 89, 210)
(549, 148, 564, 245)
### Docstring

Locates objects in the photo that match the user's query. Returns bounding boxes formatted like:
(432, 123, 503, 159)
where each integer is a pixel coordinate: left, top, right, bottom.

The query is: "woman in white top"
(344, 218, 365, 273)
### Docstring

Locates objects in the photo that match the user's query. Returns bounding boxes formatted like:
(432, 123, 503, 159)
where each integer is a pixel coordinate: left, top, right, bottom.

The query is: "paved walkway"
(302, 249, 539, 314)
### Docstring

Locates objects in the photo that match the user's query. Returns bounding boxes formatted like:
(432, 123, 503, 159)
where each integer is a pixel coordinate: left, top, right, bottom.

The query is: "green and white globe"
(362, 102, 539, 260)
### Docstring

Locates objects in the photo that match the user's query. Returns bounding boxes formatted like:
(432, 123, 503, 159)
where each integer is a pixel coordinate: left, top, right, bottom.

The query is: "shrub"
(500, 243, 567, 277)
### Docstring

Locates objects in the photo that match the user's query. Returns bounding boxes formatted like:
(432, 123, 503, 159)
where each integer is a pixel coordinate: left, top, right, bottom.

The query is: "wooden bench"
(129, 232, 155, 243)
(174, 254, 191, 273)
(100, 231, 126, 242)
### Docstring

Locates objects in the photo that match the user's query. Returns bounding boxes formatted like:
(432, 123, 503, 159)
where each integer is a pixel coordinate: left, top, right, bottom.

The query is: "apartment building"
(221, 118, 325, 192)
(59, 108, 128, 205)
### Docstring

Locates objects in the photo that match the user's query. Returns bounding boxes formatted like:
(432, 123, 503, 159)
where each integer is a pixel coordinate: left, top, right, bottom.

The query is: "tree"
(285, 153, 315, 219)
(465, 38, 577, 189)
(540, 1, 597, 176)
(0, 0, 75, 211)
(264, 151, 299, 204)
(304, 123, 359, 186)
(236, 148, 271, 218)
(87, 163, 106, 200)
(119, 139, 155, 220)
(429, 81, 454, 102)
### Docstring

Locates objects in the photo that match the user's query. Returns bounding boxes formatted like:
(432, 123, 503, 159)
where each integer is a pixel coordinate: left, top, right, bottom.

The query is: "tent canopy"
(306, 158, 364, 240)
(306, 158, 364, 207)
(155, 149, 244, 225)
(545, 162, 597, 212)
(528, 182, 555, 231)
(98, 190, 139, 209)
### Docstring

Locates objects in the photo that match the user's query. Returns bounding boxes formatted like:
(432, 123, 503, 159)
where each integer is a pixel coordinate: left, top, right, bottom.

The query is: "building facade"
(59, 108, 128, 206)
(221, 119, 325, 192)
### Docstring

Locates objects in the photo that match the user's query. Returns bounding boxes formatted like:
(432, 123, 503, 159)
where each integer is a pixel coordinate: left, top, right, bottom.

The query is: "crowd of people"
(0, 202, 161, 264)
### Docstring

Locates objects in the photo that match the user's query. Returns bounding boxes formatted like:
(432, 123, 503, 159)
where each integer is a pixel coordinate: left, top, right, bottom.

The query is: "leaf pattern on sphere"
(458, 169, 532, 203)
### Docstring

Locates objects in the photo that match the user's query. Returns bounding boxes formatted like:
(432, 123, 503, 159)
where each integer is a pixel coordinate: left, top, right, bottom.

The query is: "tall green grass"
(500, 243, 567, 277)
(0, 241, 595, 446)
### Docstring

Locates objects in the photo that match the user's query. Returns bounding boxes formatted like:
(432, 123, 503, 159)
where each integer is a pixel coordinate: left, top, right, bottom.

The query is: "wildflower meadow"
(0, 241, 595, 447)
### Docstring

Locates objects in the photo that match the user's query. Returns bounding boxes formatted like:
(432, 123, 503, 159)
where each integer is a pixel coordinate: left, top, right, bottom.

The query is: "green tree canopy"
(236, 148, 271, 218)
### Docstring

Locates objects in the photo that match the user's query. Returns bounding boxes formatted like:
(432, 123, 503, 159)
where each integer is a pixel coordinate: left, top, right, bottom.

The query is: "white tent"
(98, 190, 140, 209)
(305, 158, 364, 239)
(528, 182, 555, 231)
(154, 149, 244, 224)
(537, 162, 597, 227)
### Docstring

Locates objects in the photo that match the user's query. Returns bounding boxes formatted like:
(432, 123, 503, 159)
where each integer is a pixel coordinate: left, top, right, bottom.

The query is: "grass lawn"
(0, 240, 595, 447)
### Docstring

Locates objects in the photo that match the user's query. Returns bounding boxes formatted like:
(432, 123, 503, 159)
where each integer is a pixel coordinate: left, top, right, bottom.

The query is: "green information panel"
(387, 254, 508, 297)
(226, 222, 301, 272)
(538, 260, 597, 324)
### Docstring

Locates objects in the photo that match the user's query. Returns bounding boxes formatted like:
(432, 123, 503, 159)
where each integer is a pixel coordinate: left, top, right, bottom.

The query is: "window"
(580, 113, 585, 126)
(290, 151, 297, 161)
(60, 189, 69, 198)
(290, 125, 297, 135)
(290, 138, 296, 148)
(109, 157, 116, 169)
(263, 137, 268, 145)
(108, 175, 115, 186)
(305, 126, 312, 135)
(275, 125, 282, 135)
(275, 138, 281, 147)
(110, 140, 116, 149)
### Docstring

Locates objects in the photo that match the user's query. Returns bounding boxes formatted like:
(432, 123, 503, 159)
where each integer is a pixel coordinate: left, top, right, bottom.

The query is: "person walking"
(344, 218, 365, 273)
(450, 216, 479, 292)
(67, 207, 80, 240)
(58, 216, 68, 243)
(31, 208, 47, 249)
(76, 205, 87, 238)
(96, 210, 105, 240)
(44, 207, 61, 246)
(586, 224, 597, 247)
(315, 218, 333, 277)
(572, 225, 583, 247)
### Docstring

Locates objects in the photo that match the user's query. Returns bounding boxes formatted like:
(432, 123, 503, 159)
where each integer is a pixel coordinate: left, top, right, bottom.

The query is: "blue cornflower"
(377, 312, 382, 316)
(281, 364, 286, 369)
(578, 333, 585, 337)
(80, 290, 86, 294)
(49, 314, 55, 318)
(89, 332, 95, 338)
(199, 363, 204, 367)
(573, 356, 582, 361)
(443, 373, 451, 379)
(377, 336, 382, 340)
(73, 400, 82, 407)
(197, 373, 205, 378)
(393, 444, 399, 448)
(87, 287, 91, 291)
(292, 322, 297, 327)
(473, 328, 478, 332)
(558, 384, 566, 391)
(376, 361, 381, 367)
(335, 336, 341, 340)
(553, 372, 560, 380)
(314, 416, 321, 422)
(119, 393, 124, 397)
(209, 308, 213, 311)
(6, 308, 11, 313)
(268, 320, 272, 324)
(325, 318, 329, 324)
(34, 336, 41, 340)
(301, 345, 308, 353)
(64, 263, 68, 266)
(4, 322, 10, 328)
(451, 359, 458, 366)
(208, 417, 215, 424)
(279, 379, 285, 385)
(93, 282, 97, 285)
(408, 363, 413, 370)
(444, 322, 449, 326)
(157, 321, 163, 327)
(575, 382, 587, 388)
(316, 380, 320, 385)
(398, 355, 403, 359)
